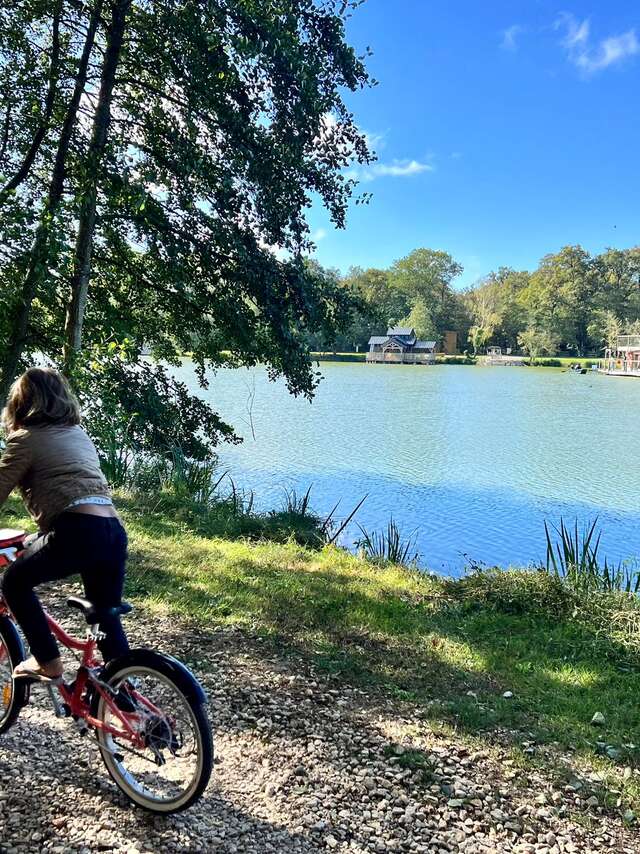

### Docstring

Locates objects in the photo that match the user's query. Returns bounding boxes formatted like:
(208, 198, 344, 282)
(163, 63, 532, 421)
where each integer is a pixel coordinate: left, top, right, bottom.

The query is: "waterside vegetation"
(311, 352, 597, 368)
(2, 488, 639, 815)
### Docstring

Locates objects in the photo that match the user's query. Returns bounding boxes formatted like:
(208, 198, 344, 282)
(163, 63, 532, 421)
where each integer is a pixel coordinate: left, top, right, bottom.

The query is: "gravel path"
(0, 587, 637, 853)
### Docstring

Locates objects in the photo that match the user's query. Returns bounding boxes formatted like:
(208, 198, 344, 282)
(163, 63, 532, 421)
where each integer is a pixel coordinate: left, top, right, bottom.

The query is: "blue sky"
(308, 1, 640, 289)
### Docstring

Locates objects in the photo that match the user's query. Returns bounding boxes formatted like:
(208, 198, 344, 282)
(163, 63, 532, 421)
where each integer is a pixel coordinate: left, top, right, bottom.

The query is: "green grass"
(2, 494, 639, 810)
(527, 357, 599, 369)
(435, 355, 475, 364)
(310, 353, 599, 368)
(310, 353, 476, 365)
(311, 352, 367, 362)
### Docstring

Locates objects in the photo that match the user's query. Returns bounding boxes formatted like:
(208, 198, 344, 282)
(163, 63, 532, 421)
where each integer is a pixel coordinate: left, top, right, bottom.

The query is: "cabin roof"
(369, 331, 436, 350)
(386, 336, 410, 348)
(386, 326, 415, 338)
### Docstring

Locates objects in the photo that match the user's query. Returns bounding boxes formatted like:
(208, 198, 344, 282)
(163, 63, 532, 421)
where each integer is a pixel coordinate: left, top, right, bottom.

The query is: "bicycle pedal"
(46, 684, 68, 718)
(74, 719, 89, 736)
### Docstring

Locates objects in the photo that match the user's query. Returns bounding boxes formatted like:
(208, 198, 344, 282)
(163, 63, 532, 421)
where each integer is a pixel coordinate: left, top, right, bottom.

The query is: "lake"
(175, 361, 640, 575)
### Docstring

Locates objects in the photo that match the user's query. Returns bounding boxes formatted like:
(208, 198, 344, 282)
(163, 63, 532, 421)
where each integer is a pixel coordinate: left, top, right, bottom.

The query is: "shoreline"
(312, 353, 599, 369)
(0, 495, 640, 831)
(2, 493, 638, 823)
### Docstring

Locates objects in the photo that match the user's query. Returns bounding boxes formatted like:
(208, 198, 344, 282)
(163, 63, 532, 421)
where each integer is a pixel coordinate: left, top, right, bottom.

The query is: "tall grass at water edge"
(95, 417, 638, 591)
(355, 519, 420, 566)
(544, 517, 640, 594)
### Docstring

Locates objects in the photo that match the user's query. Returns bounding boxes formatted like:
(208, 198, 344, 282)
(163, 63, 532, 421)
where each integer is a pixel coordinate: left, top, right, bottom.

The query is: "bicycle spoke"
(97, 666, 205, 809)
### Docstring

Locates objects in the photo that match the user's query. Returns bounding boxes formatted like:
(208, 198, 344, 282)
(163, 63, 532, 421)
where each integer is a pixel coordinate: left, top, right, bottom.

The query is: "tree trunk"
(0, 0, 63, 206)
(0, 1, 103, 406)
(63, 0, 131, 371)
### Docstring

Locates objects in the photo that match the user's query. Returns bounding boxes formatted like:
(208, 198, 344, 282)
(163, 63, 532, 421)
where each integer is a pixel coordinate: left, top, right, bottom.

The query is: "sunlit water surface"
(174, 362, 640, 575)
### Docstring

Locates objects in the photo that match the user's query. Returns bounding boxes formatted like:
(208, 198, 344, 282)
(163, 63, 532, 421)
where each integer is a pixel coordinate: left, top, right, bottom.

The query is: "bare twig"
(327, 495, 367, 545)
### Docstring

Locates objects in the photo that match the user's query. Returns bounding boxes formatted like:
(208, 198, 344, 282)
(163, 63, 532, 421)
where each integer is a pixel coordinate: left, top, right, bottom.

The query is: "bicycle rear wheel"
(0, 615, 29, 734)
(92, 649, 213, 813)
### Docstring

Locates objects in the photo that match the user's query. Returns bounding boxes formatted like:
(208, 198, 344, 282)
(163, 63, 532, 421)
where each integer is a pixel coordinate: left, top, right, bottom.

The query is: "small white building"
(484, 345, 525, 366)
(367, 327, 437, 364)
(602, 335, 640, 377)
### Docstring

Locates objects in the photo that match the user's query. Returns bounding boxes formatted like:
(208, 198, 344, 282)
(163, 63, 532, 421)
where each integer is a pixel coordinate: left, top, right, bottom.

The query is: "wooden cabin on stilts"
(366, 328, 437, 365)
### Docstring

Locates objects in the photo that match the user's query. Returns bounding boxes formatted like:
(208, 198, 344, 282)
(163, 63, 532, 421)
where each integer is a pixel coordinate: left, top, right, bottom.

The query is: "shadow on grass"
(124, 544, 640, 766)
(2, 496, 638, 817)
(4, 565, 639, 839)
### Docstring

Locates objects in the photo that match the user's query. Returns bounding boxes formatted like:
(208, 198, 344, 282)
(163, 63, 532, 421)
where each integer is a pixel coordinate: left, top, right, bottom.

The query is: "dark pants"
(1, 513, 129, 664)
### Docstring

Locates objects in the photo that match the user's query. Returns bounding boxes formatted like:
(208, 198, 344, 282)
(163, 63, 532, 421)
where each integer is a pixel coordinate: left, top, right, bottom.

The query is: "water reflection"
(174, 362, 640, 574)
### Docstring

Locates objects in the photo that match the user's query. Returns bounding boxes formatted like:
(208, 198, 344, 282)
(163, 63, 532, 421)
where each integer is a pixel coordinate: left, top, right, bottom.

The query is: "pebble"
(0, 582, 634, 854)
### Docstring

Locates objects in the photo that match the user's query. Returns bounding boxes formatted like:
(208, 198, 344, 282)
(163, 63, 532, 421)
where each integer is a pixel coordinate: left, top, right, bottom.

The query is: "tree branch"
(0, 0, 63, 203)
(64, 0, 132, 367)
(0, 0, 105, 403)
(0, 100, 11, 162)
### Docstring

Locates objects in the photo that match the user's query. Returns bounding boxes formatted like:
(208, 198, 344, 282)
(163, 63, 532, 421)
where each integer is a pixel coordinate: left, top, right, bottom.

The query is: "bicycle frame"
(0, 533, 210, 813)
(0, 593, 147, 745)
(0, 548, 173, 761)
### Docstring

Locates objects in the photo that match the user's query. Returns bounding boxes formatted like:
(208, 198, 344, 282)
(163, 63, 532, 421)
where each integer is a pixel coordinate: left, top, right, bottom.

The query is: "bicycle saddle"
(67, 596, 133, 623)
(0, 529, 26, 549)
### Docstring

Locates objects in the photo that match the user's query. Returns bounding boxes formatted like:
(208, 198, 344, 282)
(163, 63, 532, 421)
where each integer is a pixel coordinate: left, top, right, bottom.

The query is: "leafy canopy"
(0, 0, 375, 448)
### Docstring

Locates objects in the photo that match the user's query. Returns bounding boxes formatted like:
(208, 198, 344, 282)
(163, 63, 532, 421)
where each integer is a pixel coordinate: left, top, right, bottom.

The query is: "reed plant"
(93, 416, 138, 488)
(544, 517, 640, 594)
(281, 485, 313, 517)
(98, 435, 136, 489)
(356, 518, 419, 567)
(225, 475, 255, 515)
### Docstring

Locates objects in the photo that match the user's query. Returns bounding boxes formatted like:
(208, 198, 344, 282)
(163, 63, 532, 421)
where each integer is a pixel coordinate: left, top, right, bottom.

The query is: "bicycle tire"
(0, 615, 29, 735)
(91, 648, 213, 813)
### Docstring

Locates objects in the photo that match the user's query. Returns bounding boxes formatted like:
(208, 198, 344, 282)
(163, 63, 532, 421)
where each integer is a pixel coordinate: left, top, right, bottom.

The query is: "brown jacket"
(0, 425, 110, 532)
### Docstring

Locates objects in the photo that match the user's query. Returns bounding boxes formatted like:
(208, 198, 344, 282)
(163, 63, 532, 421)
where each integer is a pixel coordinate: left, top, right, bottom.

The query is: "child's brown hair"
(1, 368, 81, 433)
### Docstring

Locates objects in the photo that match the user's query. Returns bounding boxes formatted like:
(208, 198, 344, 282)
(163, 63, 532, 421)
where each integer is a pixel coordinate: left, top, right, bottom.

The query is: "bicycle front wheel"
(0, 615, 28, 735)
(92, 649, 213, 813)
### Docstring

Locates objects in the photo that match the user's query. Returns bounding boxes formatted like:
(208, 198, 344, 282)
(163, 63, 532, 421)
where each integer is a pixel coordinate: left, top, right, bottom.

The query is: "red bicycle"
(0, 529, 213, 813)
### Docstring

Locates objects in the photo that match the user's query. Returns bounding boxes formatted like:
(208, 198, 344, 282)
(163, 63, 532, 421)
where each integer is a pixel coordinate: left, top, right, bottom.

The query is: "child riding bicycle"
(0, 367, 129, 682)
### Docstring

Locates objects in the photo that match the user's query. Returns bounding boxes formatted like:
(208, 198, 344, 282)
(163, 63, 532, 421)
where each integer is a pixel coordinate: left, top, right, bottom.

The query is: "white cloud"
(348, 158, 433, 182)
(363, 129, 386, 153)
(556, 13, 590, 49)
(319, 111, 338, 136)
(556, 13, 639, 74)
(501, 25, 523, 51)
(373, 159, 432, 177)
(319, 114, 386, 156)
(311, 228, 327, 243)
(577, 31, 639, 72)
(258, 235, 288, 261)
(323, 116, 431, 182)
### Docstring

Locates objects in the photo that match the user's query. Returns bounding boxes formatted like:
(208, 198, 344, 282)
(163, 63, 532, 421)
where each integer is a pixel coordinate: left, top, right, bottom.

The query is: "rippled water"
(174, 361, 640, 575)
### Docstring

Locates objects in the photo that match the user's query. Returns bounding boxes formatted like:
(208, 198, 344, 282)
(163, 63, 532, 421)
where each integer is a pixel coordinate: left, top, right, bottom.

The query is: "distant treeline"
(305, 245, 640, 358)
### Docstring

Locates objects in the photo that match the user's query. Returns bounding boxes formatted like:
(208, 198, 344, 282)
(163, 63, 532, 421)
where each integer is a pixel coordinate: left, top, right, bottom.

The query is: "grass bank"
(2, 494, 639, 813)
(311, 353, 477, 365)
(526, 357, 599, 369)
(310, 352, 600, 368)
(312, 352, 366, 362)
